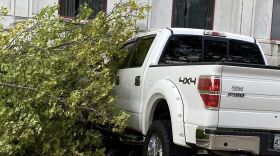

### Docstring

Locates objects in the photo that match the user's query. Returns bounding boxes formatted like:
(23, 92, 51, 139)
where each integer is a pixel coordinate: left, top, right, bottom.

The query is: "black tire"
(143, 120, 191, 156)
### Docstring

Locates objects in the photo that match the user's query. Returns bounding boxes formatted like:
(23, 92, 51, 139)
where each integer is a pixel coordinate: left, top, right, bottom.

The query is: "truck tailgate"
(218, 65, 280, 130)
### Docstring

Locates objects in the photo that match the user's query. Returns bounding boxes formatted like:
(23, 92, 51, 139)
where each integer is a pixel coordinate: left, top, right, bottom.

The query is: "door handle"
(135, 76, 141, 86)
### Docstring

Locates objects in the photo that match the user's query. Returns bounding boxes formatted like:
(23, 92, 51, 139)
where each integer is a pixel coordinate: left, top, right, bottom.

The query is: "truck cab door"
(116, 35, 156, 130)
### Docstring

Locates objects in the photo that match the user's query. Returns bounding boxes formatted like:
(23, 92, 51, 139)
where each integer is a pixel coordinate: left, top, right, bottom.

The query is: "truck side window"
(160, 36, 202, 64)
(229, 40, 265, 65)
(121, 40, 138, 68)
(129, 36, 155, 67)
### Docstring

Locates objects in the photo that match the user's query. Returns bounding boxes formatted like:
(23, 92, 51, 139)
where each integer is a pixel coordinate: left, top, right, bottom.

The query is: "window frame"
(120, 34, 156, 69)
(58, 0, 107, 18)
(128, 35, 156, 68)
(120, 38, 140, 69)
(171, 0, 216, 29)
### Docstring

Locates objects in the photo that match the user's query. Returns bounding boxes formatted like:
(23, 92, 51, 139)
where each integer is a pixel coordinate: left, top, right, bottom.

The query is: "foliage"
(0, 7, 8, 16)
(0, 1, 148, 155)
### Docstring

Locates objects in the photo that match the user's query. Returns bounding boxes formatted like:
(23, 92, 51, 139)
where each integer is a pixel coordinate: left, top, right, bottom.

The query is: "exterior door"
(116, 35, 156, 130)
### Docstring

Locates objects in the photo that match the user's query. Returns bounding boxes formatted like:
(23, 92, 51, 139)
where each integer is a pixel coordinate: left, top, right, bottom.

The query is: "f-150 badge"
(228, 92, 245, 97)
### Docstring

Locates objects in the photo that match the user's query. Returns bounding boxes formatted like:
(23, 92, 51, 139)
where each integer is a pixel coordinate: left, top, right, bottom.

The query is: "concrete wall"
(214, 0, 279, 65)
(106, 0, 172, 31)
(0, 0, 58, 16)
(214, 0, 243, 34)
(33, 0, 57, 13)
(106, 0, 152, 31)
(253, 0, 280, 65)
(149, 0, 172, 29)
(0, 0, 57, 27)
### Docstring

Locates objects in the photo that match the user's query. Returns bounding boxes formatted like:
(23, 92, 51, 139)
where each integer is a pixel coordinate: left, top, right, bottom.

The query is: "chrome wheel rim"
(147, 134, 163, 156)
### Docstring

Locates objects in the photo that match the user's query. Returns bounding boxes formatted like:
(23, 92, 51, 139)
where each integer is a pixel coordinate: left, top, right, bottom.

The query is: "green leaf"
(0, 2, 149, 155)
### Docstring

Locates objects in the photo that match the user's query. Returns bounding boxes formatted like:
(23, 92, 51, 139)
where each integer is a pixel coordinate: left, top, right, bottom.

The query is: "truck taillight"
(198, 76, 221, 110)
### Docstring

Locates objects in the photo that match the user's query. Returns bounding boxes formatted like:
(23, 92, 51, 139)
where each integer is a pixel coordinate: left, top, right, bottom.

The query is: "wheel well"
(153, 99, 171, 121)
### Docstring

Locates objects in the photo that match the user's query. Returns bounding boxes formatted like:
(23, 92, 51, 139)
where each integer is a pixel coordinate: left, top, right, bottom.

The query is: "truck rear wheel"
(143, 120, 190, 156)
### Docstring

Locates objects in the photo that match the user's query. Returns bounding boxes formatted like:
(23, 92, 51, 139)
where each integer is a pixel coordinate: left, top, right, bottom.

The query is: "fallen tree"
(0, 1, 148, 155)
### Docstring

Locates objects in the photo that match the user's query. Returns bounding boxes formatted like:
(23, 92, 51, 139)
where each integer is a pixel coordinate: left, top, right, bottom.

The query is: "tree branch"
(6, 22, 40, 49)
(9, 44, 48, 51)
(0, 82, 66, 105)
(0, 82, 37, 91)
(47, 41, 77, 50)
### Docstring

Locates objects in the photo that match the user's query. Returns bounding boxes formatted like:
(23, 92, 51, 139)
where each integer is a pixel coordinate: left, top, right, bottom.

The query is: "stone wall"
(0, 0, 57, 27)
(214, 0, 279, 65)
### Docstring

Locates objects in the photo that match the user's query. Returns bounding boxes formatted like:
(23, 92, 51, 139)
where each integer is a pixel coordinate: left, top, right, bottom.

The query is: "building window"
(271, 0, 280, 40)
(172, 0, 215, 29)
(59, 0, 106, 17)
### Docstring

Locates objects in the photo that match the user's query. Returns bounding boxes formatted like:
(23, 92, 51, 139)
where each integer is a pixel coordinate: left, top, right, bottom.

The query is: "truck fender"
(141, 79, 187, 146)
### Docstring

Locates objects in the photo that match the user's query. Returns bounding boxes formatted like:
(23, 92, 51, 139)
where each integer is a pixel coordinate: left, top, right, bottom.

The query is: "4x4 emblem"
(179, 77, 197, 85)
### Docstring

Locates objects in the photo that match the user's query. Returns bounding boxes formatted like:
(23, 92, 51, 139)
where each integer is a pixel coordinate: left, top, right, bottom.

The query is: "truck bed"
(219, 62, 280, 130)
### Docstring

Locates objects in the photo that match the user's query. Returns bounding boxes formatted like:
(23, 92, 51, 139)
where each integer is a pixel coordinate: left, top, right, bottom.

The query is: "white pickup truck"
(115, 28, 280, 155)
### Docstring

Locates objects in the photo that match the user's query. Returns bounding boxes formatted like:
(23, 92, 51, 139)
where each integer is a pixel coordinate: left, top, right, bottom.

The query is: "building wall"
(106, 0, 152, 31)
(0, 0, 279, 65)
(254, 0, 280, 65)
(149, 0, 172, 29)
(139, 0, 280, 65)
(0, 0, 57, 27)
(214, 0, 280, 65)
